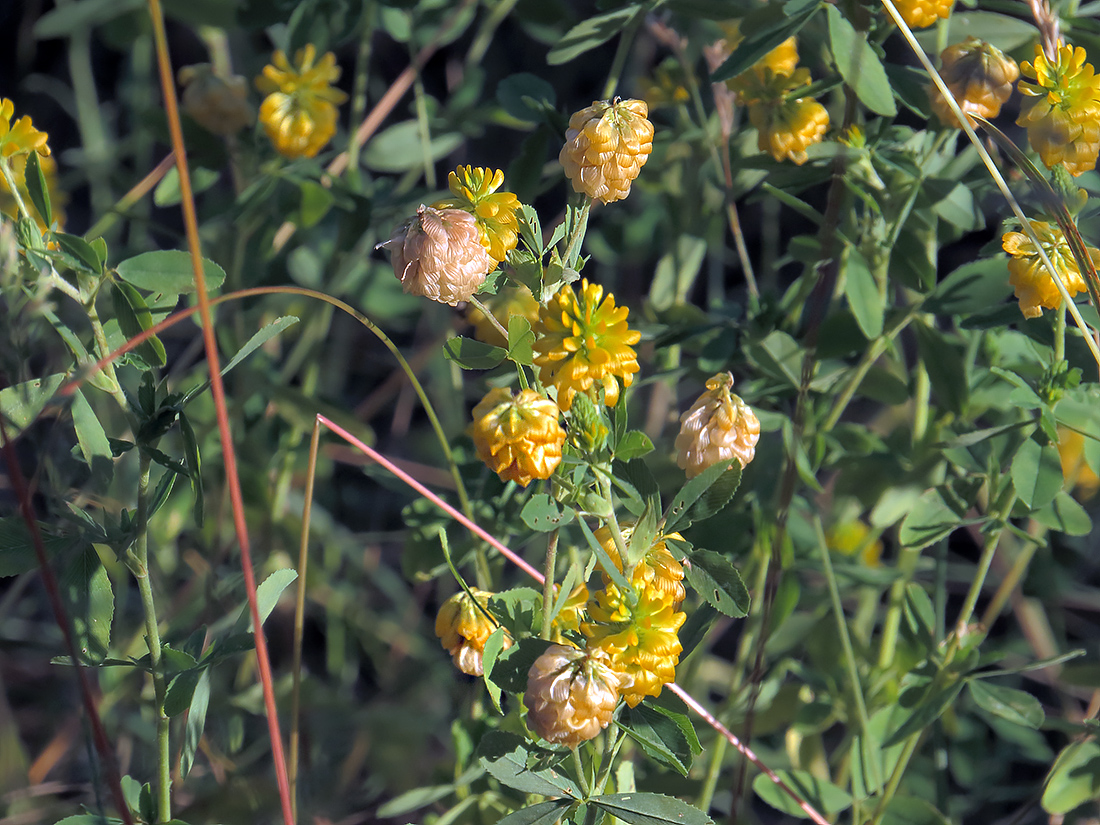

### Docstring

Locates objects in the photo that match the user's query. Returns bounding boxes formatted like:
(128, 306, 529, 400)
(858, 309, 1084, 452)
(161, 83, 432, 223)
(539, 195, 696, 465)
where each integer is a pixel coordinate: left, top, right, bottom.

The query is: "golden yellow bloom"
(827, 521, 883, 567)
(594, 523, 686, 607)
(524, 644, 622, 746)
(1001, 220, 1094, 318)
(468, 388, 566, 486)
(1058, 427, 1099, 499)
(433, 166, 520, 265)
(721, 21, 800, 93)
(748, 96, 829, 165)
(676, 372, 761, 478)
(560, 98, 653, 203)
(179, 64, 254, 136)
(466, 285, 540, 347)
(0, 99, 49, 159)
(640, 60, 692, 109)
(533, 279, 641, 412)
(383, 205, 494, 305)
(435, 589, 509, 676)
(549, 584, 590, 642)
(930, 38, 1019, 127)
(583, 582, 685, 707)
(1017, 42, 1100, 176)
(893, 0, 952, 29)
(0, 153, 65, 232)
(256, 45, 347, 159)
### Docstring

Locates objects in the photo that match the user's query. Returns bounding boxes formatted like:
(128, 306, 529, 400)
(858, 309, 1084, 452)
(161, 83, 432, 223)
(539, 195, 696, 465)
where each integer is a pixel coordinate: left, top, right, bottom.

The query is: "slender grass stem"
(541, 530, 559, 640)
(601, 9, 644, 99)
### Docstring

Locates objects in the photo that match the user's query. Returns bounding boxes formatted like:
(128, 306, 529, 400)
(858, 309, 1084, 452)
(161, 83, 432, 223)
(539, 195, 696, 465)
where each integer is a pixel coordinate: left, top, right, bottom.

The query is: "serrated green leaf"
(967, 679, 1044, 728)
(477, 731, 580, 797)
(685, 464, 742, 526)
(682, 549, 750, 618)
(115, 250, 226, 294)
(592, 793, 712, 825)
(619, 704, 699, 776)
(1011, 438, 1063, 510)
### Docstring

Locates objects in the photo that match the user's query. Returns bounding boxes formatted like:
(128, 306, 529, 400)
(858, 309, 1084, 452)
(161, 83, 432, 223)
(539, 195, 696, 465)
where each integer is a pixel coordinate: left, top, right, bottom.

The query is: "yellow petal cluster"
(435, 589, 509, 676)
(1017, 42, 1100, 176)
(533, 279, 641, 411)
(721, 22, 800, 90)
(468, 388, 566, 487)
(594, 523, 686, 607)
(524, 644, 622, 746)
(582, 582, 685, 707)
(256, 45, 347, 159)
(1001, 220, 1093, 318)
(434, 166, 521, 265)
(0, 99, 50, 159)
(749, 97, 830, 165)
(675, 372, 761, 478)
(384, 205, 494, 305)
(179, 64, 254, 136)
(930, 38, 1019, 127)
(1058, 427, 1099, 499)
(893, 0, 952, 29)
(466, 285, 540, 348)
(560, 98, 653, 203)
(827, 521, 883, 567)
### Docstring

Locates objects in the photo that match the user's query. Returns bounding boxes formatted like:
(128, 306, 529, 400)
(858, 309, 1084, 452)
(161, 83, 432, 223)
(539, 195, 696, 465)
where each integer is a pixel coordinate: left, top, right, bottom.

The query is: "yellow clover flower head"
(524, 643, 622, 747)
(1017, 41, 1100, 176)
(1058, 427, 1099, 499)
(435, 588, 509, 676)
(560, 98, 654, 203)
(434, 166, 521, 265)
(748, 95, 830, 165)
(893, 0, 952, 29)
(722, 21, 800, 95)
(256, 44, 348, 159)
(675, 372, 762, 478)
(383, 205, 494, 305)
(468, 387, 566, 487)
(582, 582, 685, 707)
(1001, 220, 1094, 318)
(827, 521, 883, 567)
(930, 38, 1019, 128)
(179, 64, 254, 136)
(533, 279, 641, 412)
(466, 284, 540, 348)
(594, 522, 686, 607)
(0, 99, 50, 159)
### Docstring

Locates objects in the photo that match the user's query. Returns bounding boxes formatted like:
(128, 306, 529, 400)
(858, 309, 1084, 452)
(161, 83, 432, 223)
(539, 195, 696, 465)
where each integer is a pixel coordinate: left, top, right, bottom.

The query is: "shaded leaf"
(914, 320, 968, 416)
(180, 669, 210, 777)
(826, 6, 896, 115)
(477, 731, 580, 797)
(683, 549, 749, 618)
(967, 679, 1044, 728)
(591, 793, 713, 825)
(25, 151, 51, 228)
(115, 250, 226, 294)
(663, 460, 740, 533)
(1011, 438, 1063, 510)
(898, 486, 967, 549)
(843, 244, 884, 339)
(1042, 739, 1100, 815)
(62, 547, 113, 664)
(710, 2, 820, 82)
(753, 770, 852, 817)
(497, 800, 573, 825)
(443, 336, 508, 370)
(0, 374, 66, 437)
(548, 5, 640, 65)
(111, 282, 167, 368)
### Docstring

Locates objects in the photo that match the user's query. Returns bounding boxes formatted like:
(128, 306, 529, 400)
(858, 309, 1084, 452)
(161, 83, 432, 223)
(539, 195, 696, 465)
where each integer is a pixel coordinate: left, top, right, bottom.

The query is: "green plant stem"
(877, 543, 924, 669)
(466, 0, 519, 67)
(0, 159, 33, 223)
(912, 357, 930, 446)
(468, 295, 510, 343)
(593, 724, 624, 794)
(541, 530, 559, 640)
(597, 473, 634, 582)
(572, 747, 592, 797)
(980, 524, 1046, 633)
(1055, 299, 1067, 364)
(815, 518, 879, 789)
(601, 9, 644, 99)
(128, 452, 171, 823)
(346, 6, 376, 187)
(410, 42, 436, 189)
(84, 291, 130, 412)
(870, 735, 920, 825)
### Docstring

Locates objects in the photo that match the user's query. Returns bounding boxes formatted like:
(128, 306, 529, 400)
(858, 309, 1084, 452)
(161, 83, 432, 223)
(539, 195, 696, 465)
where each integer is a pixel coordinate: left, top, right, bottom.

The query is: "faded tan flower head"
(560, 98, 653, 203)
(435, 588, 509, 676)
(468, 387, 566, 486)
(524, 644, 622, 746)
(179, 64, 254, 136)
(383, 205, 494, 305)
(675, 372, 761, 478)
(929, 38, 1019, 127)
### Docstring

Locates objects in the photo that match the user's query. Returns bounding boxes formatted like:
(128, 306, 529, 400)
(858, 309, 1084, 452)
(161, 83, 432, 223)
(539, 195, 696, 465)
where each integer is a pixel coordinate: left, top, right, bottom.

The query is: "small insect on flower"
(1017, 41, 1100, 176)
(524, 644, 622, 747)
(533, 280, 641, 412)
(381, 205, 494, 306)
(0, 99, 50, 160)
(560, 98, 654, 203)
(255, 44, 348, 159)
(434, 166, 521, 265)
(929, 38, 1019, 128)
(435, 589, 510, 676)
(1001, 220, 1095, 318)
(179, 64, 254, 136)
(675, 372, 761, 478)
(468, 388, 566, 487)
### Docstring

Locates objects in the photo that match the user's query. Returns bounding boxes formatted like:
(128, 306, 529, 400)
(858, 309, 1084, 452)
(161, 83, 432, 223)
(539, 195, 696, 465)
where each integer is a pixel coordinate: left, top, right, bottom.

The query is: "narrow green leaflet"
(1010, 438, 1063, 510)
(967, 680, 1045, 728)
(164, 669, 203, 717)
(115, 249, 226, 294)
(378, 785, 458, 818)
(62, 547, 113, 664)
(578, 516, 633, 592)
(183, 316, 300, 404)
(111, 282, 167, 368)
(882, 675, 966, 747)
(547, 5, 642, 65)
(663, 460, 740, 533)
(1042, 739, 1100, 815)
(0, 517, 73, 578)
(879, 797, 950, 825)
(180, 669, 210, 777)
(914, 320, 968, 416)
(54, 232, 104, 275)
(615, 431, 655, 461)
(591, 793, 713, 825)
(241, 569, 298, 632)
(682, 549, 750, 618)
(477, 731, 581, 798)
(843, 243, 884, 339)
(752, 771, 853, 818)
(1032, 492, 1092, 535)
(72, 389, 113, 484)
(25, 151, 52, 228)
(496, 800, 573, 825)
(0, 374, 66, 437)
(443, 336, 508, 370)
(482, 628, 508, 715)
(179, 412, 204, 527)
(710, 2, 820, 82)
(826, 6, 896, 116)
